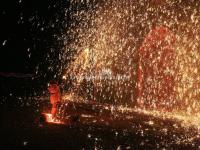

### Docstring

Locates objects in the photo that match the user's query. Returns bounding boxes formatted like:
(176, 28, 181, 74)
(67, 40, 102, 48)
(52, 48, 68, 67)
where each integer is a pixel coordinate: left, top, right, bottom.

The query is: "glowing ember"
(43, 113, 63, 124)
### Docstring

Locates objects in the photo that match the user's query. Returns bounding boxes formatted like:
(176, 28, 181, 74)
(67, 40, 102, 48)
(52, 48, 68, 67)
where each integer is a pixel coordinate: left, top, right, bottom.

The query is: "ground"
(0, 98, 200, 150)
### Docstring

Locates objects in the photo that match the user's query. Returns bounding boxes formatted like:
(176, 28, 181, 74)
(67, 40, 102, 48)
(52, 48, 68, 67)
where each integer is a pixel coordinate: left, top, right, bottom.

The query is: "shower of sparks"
(119, 106, 200, 130)
(52, 98, 200, 145)
(21, 0, 200, 146)
(2, 0, 200, 149)
(60, 0, 200, 115)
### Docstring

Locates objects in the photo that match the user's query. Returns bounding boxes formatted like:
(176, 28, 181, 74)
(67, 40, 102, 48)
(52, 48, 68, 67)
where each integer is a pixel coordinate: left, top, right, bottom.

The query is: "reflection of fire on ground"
(41, 92, 200, 145)
(43, 93, 200, 131)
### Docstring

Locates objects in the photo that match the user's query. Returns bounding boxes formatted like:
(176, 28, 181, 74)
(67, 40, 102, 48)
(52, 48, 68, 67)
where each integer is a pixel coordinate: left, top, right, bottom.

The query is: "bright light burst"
(43, 113, 64, 124)
(61, 0, 200, 115)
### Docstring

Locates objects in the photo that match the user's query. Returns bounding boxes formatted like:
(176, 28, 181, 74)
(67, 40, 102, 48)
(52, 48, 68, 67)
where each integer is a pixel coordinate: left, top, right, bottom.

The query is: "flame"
(43, 113, 64, 124)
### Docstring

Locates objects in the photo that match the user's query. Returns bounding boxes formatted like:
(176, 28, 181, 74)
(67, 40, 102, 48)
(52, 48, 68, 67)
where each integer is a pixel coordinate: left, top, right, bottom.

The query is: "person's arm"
(58, 87, 62, 102)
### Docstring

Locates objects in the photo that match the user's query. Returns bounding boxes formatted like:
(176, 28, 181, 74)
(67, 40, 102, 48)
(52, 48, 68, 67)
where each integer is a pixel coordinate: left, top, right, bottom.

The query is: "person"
(48, 80, 61, 120)
(137, 26, 176, 110)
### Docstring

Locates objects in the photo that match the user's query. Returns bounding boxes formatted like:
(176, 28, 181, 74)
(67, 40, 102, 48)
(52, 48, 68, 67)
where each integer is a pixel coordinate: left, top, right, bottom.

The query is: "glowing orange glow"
(62, 75, 67, 80)
(43, 113, 64, 124)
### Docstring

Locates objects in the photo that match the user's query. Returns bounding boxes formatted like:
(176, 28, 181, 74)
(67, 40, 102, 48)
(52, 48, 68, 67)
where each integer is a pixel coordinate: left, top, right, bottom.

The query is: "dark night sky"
(0, 0, 69, 75)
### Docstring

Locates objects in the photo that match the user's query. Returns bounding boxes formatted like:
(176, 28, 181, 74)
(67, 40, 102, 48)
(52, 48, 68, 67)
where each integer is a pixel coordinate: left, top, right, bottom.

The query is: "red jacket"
(48, 84, 61, 104)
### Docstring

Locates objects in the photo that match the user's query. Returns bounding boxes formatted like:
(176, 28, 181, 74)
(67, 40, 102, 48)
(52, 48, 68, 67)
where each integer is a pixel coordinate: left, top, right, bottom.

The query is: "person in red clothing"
(48, 80, 61, 120)
(137, 26, 176, 110)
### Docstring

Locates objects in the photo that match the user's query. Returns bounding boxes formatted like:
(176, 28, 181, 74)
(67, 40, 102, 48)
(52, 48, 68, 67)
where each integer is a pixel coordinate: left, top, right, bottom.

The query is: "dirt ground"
(1, 99, 200, 150)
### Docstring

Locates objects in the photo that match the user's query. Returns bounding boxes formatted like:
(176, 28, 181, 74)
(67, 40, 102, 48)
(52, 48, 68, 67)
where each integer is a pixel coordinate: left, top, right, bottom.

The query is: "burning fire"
(43, 113, 63, 124)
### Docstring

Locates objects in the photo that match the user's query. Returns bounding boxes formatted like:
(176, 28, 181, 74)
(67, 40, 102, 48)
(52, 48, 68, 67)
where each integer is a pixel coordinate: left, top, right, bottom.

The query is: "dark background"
(0, 0, 69, 76)
(0, 0, 71, 98)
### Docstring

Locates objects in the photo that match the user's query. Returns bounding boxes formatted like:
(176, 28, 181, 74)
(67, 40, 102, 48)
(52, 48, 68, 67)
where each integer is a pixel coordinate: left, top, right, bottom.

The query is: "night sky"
(0, 0, 69, 75)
